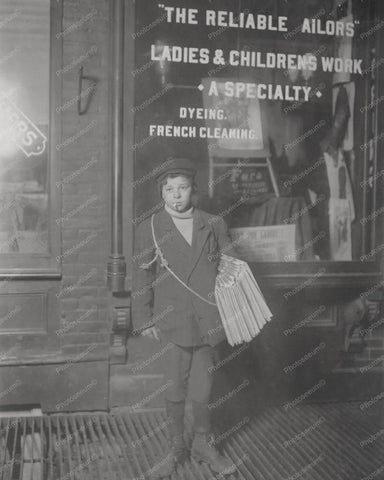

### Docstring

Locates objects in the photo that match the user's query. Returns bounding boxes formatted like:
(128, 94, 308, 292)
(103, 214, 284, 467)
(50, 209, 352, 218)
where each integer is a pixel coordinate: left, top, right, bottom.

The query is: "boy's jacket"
(132, 207, 235, 346)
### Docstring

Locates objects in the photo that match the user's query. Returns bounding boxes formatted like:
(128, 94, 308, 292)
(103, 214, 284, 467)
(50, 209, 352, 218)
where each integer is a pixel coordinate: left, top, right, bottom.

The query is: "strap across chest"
(139, 214, 217, 306)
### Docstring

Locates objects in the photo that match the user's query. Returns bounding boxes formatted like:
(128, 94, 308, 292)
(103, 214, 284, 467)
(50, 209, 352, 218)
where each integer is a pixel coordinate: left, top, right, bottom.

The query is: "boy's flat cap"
(155, 157, 196, 183)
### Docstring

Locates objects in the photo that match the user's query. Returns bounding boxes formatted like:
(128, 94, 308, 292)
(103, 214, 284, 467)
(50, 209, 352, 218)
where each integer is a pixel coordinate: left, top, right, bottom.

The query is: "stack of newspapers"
(215, 254, 273, 346)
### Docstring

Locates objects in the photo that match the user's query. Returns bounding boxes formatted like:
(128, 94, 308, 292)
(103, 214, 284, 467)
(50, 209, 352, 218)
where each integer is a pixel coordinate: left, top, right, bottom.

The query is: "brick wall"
(55, 0, 166, 409)
(56, 0, 111, 360)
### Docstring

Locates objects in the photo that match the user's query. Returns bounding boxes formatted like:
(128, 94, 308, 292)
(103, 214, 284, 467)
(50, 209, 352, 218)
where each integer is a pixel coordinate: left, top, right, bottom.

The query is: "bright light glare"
(0, 82, 21, 159)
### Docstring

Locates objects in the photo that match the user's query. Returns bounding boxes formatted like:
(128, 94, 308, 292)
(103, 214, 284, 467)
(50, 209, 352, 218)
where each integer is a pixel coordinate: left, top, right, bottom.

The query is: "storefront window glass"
(133, 0, 378, 263)
(0, 0, 50, 255)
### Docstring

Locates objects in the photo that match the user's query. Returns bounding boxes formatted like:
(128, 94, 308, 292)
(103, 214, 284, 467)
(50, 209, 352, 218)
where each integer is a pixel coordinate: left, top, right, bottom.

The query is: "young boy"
(132, 158, 237, 478)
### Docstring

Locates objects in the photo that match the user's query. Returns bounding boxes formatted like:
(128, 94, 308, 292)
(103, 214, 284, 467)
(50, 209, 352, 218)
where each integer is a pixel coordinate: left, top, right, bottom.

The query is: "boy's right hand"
(141, 326, 159, 340)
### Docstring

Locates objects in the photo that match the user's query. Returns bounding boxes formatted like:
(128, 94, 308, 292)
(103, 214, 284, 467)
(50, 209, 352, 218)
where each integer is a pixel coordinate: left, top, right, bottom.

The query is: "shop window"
(0, 0, 61, 275)
(131, 0, 381, 270)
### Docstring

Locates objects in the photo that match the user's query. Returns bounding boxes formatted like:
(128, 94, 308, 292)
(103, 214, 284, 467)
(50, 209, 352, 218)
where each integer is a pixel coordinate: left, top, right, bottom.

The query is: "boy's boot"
(191, 401, 236, 475)
(151, 400, 186, 479)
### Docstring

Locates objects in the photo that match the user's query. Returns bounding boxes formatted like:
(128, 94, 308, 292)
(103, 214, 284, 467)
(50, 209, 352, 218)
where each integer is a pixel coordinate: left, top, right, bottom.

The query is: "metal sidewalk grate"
(0, 402, 382, 480)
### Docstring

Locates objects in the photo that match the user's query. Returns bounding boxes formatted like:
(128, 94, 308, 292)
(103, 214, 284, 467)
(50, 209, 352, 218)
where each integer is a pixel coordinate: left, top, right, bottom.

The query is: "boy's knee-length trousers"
(160, 340, 215, 403)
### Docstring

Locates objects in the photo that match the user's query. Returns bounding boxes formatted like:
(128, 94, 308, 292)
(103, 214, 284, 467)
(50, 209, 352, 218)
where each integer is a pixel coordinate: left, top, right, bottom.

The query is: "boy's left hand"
(141, 326, 160, 340)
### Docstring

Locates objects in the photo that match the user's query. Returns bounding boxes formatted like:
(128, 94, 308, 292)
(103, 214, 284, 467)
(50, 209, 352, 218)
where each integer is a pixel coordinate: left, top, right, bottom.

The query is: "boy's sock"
(151, 400, 186, 478)
(166, 399, 185, 437)
(192, 400, 211, 433)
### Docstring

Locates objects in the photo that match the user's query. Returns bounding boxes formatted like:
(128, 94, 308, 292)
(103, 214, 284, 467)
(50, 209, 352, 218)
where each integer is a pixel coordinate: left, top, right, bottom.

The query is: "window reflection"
(0, 0, 49, 254)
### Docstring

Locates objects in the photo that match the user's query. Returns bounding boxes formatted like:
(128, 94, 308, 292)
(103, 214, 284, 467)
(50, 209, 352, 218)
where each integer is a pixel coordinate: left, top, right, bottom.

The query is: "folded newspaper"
(215, 254, 273, 346)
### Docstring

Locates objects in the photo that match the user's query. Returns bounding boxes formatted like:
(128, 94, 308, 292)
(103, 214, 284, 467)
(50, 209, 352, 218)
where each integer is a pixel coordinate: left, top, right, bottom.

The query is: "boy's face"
(162, 175, 193, 213)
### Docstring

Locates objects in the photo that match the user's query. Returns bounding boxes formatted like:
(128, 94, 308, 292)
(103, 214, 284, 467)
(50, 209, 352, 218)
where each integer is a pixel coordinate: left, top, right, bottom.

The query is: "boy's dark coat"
(132, 208, 234, 346)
